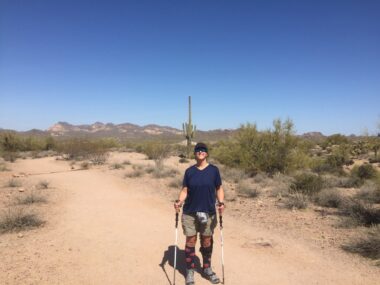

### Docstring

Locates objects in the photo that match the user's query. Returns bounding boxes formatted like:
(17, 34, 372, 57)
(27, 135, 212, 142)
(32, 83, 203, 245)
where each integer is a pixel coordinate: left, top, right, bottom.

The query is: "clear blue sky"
(1, 0, 379, 135)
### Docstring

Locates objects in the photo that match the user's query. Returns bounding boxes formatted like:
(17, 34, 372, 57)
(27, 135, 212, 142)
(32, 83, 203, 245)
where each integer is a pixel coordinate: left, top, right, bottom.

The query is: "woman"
(174, 142, 225, 285)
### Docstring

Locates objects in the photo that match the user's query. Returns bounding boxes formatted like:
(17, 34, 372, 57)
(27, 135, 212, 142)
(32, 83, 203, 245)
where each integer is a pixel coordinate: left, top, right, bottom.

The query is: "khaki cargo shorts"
(181, 213, 217, 237)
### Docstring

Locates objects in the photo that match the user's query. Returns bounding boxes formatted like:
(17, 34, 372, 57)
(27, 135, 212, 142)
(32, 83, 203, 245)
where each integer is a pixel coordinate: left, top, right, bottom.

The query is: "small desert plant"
(0, 208, 44, 233)
(290, 173, 324, 196)
(80, 161, 90, 169)
(314, 188, 344, 208)
(0, 163, 9, 171)
(122, 160, 131, 165)
(7, 179, 22, 188)
(110, 163, 125, 170)
(237, 181, 260, 198)
(342, 225, 380, 260)
(355, 181, 380, 204)
(37, 180, 50, 189)
(151, 165, 179, 178)
(285, 193, 308, 209)
(124, 169, 144, 178)
(222, 167, 247, 184)
(179, 157, 189, 163)
(16, 192, 47, 205)
(340, 199, 380, 227)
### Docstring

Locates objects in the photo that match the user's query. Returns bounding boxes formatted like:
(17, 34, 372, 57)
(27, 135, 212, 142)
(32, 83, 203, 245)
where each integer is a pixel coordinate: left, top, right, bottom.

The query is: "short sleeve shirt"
(182, 164, 222, 215)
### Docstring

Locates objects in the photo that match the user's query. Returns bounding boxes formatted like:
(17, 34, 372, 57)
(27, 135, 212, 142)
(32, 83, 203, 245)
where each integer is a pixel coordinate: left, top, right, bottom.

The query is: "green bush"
(55, 138, 112, 161)
(290, 173, 324, 195)
(351, 164, 377, 180)
(213, 119, 306, 175)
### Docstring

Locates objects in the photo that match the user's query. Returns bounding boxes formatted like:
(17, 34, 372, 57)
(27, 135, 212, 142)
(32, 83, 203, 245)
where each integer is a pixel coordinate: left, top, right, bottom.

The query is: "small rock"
(18, 188, 25, 192)
(17, 233, 24, 238)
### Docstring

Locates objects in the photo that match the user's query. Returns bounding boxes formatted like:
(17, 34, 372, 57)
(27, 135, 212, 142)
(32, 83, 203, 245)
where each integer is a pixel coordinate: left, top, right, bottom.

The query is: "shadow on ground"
(160, 245, 202, 285)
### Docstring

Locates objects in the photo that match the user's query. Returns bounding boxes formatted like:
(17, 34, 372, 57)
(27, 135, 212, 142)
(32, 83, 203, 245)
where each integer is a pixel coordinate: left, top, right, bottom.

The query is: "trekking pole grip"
(175, 212, 179, 228)
(219, 215, 223, 229)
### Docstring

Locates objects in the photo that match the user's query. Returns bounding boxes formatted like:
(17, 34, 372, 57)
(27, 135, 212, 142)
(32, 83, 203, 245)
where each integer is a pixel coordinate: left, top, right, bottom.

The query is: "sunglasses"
(194, 148, 208, 154)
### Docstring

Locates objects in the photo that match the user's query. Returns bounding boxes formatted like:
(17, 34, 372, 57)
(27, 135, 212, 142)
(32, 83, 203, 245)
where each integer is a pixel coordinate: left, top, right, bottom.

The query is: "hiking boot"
(186, 269, 195, 285)
(203, 267, 220, 284)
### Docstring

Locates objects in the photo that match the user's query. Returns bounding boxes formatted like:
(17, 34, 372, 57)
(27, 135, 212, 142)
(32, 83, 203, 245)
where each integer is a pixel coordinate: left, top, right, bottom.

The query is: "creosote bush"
(213, 119, 308, 175)
(351, 164, 377, 180)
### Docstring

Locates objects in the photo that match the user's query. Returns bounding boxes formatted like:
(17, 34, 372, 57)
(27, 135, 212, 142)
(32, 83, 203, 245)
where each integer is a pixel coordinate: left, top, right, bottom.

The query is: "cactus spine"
(182, 96, 196, 158)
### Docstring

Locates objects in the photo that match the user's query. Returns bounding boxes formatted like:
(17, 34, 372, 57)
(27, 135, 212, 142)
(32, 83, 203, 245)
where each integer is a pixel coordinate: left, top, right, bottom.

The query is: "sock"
(200, 238, 213, 269)
(185, 246, 196, 270)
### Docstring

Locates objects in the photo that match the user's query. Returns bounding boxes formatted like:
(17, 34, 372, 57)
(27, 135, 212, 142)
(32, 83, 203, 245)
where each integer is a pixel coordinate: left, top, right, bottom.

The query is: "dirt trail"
(1, 157, 379, 284)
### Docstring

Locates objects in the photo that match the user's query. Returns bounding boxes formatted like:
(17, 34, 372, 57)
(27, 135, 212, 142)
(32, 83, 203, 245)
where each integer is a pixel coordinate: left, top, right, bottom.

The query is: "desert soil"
(0, 152, 379, 285)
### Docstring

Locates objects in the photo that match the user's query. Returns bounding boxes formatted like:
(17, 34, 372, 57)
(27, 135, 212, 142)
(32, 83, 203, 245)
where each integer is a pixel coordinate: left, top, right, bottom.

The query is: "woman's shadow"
(159, 245, 201, 285)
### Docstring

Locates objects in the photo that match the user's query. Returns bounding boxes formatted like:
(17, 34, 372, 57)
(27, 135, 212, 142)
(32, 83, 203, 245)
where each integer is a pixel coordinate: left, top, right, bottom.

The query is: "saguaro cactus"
(182, 96, 196, 158)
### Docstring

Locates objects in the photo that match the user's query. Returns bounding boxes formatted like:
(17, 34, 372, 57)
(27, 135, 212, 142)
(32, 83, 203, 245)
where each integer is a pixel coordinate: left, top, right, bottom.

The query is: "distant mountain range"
(0, 121, 331, 141)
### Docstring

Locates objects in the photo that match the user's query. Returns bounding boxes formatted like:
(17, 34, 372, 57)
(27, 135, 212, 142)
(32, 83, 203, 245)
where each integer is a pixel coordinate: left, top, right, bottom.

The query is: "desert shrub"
(110, 163, 124, 170)
(122, 160, 131, 165)
(285, 193, 308, 209)
(340, 199, 380, 227)
(324, 175, 359, 188)
(151, 164, 179, 178)
(80, 162, 90, 169)
(179, 157, 189, 163)
(16, 192, 47, 204)
(0, 163, 9, 171)
(213, 119, 305, 175)
(55, 138, 112, 161)
(342, 225, 380, 260)
(270, 173, 293, 198)
(222, 183, 237, 202)
(89, 153, 109, 165)
(351, 164, 377, 180)
(7, 179, 22, 188)
(124, 169, 144, 178)
(0, 132, 56, 155)
(314, 188, 344, 208)
(237, 181, 260, 198)
(37, 180, 50, 189)
(0, 208, 44, 233)
(290, 173, 324, 195)
(222, 167, 248, 184)
(140, 142, 172, 161)
(355, 182, 380, 204)
(169, 177, 183, 189)
(321, 134, 349, 149)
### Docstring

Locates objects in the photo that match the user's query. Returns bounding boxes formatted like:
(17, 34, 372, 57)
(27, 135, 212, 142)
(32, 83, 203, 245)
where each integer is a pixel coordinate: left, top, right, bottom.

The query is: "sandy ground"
(0, 153, 379, 285)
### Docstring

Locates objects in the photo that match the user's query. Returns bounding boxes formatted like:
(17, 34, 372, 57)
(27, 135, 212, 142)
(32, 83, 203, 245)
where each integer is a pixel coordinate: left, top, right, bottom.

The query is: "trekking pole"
(173, 211, 179, 285)
(219, 213, 225, 284)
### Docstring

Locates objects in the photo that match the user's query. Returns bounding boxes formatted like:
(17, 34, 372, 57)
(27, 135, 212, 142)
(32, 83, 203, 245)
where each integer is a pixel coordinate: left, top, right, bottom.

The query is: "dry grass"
(342, 225, 380, 261)
(314, 188, 344, 208)
(339, 199, 380, 227)
(168, 177, 183, 189)
(285, 193, 309, 209)
(109, 163, 125, 170)
(6, 178, 22, 188)
(237, 181, 260, 198)
(37, 180, 50, 189)
(0, 208, 44, 233)
(124, 169, 144, 178)
(16, 192, 47, 205)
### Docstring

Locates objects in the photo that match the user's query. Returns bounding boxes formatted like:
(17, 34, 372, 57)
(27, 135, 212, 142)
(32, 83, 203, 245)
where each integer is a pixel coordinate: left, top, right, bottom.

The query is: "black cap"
(194, 142, 208, 153)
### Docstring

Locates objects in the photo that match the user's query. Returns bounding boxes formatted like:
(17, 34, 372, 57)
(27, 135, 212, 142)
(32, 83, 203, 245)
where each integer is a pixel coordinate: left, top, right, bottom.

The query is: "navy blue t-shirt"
(182, 164, 222, 215)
